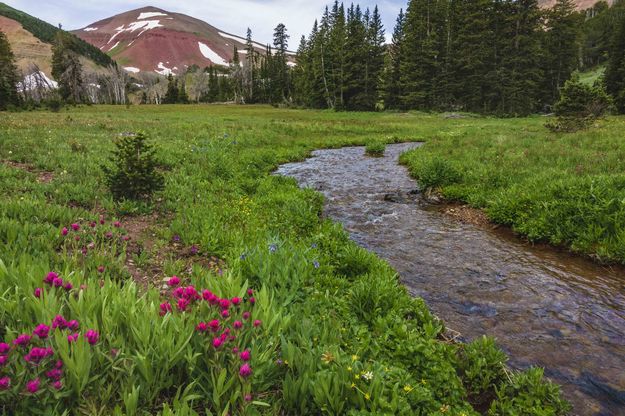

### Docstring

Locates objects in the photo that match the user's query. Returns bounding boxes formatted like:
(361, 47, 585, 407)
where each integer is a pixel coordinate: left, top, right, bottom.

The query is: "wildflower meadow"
(0, 105, 573, 415)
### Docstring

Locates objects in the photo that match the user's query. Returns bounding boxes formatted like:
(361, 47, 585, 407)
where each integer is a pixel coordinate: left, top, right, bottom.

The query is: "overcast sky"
(5, 0, 404, 46)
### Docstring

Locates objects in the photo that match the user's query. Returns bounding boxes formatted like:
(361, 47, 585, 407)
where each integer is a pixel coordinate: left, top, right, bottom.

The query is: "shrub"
(459, 336, 507, 408)
(102, 132, 165, 201)
(546, 78, 613, 132)
(415, 157, 462, 190)
(365, 141, 385, 157)
(489, 368, 571, 415)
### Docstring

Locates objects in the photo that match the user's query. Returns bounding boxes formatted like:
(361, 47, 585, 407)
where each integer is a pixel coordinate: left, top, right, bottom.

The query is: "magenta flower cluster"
(0, 313, 100, 395)
(160, 278, 261, 380)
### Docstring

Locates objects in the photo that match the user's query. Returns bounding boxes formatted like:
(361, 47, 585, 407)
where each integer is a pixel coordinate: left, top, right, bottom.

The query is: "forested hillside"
(0, 2, 114, 67)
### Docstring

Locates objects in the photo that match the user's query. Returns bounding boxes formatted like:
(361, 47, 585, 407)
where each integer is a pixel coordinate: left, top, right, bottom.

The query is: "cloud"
(4, 0, 404, 45)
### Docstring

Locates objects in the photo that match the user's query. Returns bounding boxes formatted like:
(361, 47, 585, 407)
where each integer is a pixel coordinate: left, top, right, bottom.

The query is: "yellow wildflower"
(364, 393, 370, 400)
(351, 355, 358, 361)
(347, 366, 352, 372)
(403, 385, 413, 393)
(440, 404, 450, 413)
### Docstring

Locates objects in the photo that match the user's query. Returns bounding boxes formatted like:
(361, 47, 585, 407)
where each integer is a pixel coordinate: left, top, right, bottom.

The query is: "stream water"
(276, 143, 625, 416)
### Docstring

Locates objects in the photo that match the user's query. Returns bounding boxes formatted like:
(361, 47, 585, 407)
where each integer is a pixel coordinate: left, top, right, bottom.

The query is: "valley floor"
(1, 104, 614, 414)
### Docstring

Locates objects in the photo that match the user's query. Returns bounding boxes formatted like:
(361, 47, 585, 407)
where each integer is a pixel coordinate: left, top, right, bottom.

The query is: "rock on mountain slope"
(73, 6, 292, 75)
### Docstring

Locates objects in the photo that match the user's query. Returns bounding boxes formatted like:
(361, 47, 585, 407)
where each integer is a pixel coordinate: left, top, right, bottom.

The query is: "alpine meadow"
(0, 1, 625, 416)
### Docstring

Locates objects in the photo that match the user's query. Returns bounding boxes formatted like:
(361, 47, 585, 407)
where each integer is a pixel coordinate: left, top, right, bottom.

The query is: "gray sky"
(5, 0, 403, 46)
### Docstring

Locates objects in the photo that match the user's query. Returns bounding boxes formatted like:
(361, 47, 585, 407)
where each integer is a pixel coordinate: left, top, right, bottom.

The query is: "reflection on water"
(277, 143, 625, 416)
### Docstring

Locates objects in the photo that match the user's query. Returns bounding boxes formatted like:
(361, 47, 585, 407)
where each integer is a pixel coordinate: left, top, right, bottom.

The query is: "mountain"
(538, 0, 613, 10)
(0, 2, 115, 77)
(73, 6, 293, 75)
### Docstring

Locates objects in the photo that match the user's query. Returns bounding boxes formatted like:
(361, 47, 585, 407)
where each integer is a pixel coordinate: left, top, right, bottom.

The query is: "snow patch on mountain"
(18, 71, 58, 92)
(83, 27, 98, 31)
(155, 62, 174, 75)
(138, 12, 167, 20)
(124, 67, 141, 73)
(198, 42, 229, 66)
(108, 20, 163, 44)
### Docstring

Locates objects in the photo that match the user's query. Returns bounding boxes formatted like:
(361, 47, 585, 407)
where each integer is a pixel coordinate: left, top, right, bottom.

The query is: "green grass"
(0, 105, 572, 415)
(577, 66, 605, 86)
(400, 114, 625, 263)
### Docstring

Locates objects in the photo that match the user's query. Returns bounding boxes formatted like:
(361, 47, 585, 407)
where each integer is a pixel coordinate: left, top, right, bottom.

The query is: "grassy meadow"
(0, 104, 611, 414)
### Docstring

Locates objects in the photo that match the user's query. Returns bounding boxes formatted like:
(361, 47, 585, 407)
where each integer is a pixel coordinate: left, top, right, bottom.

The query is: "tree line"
(4, 0, 625, 114)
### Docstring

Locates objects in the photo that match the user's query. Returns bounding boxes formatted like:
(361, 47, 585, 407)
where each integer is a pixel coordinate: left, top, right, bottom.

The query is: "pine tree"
(52, 32, 84, 104)
(384, 9, 405, 109)
(605, 6, 625, 112)
(365, 5, 385, 110)
(243, 28, 258, 103)
(399, 0, 442, 110)
(272, 23, 290, 103)
(0, 29, 21, 110)
(542, 0, 582, 107)
(178, 78, 189, 103)
(343, 5, 369, 110)
(163, 74, 179, 104)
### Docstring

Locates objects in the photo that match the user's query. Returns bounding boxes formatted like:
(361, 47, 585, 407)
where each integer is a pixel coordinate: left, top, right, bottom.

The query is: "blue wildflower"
(269, 244, 277, 253)
(313, 260, 320, 269)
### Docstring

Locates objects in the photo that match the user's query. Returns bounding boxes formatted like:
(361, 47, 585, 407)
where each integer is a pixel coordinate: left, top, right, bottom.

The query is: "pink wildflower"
(242, 311, 251, 320)
(67, 333, 79, 343)
(253, 320, 262, 328)
(24, 347, 52, 364)
(71, 223, 80, 231)
(184, 286, 200, 300)
(232, 347, 239, 354)
(84, 329, 99, 345)
(61, 227, 68, 236)
(26, 378, 40, 393)
(74, 235, 80, 242)
(247, 289, 254, 296)
(99, 217, 105, 225)
(64, 281, 73, 291)
(172, 287, 185, 298)
(105, 232, 113, 239)
(248, 297, 256, 305)
(231, 297, 242, 306)
(33, 324, 50, 339)
(177, 298, 189, 312)
(219, 299, 230, 310)
(90, 221, 96, 228)
(212, 337, 223, 348)
(97, 266, 105, 273)
(52, 277, 63, 288)
(45, 369, 62, 381)
(0, 356, 7, 366)
(239, 363, 252, 378)
(240, 350, 251, 361)
(52, 315, 68, 329)
(0, 342, 9, 354)
(233, 320, 243, 329)
(52, 380, 63, 390)
(202, 290, 213, 301)
(221, 309, 230, 318)
(245, 394, 253, 402)
(67, 320, 79, 331)
(44, 271, 58, 285)
(196, 322, 209, 333)
(55, 360, 63, 369)
(159, 302, 172, 316)
(13, 334, 31, 347)
(208, 319, 220, 332)
(0, 377, 9, 390)
(167, 276, 180, 287)
(34, 288, 42, 298)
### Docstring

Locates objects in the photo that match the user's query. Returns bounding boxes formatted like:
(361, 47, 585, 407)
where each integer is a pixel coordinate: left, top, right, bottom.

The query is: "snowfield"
(198, 42, 229, 66)
(83, 27, 98, 31)
(124, 67, 141, 73)
(108, 20, 163, 44)
(138, 12, 168, 20)
(155, 62, 174, 75)
(17, 71, 58, 92)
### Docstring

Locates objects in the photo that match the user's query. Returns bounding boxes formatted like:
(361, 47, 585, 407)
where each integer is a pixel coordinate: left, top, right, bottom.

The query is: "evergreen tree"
(605, 4, 625, 112)
(178, 78, 189, 103)
(0, 29, 21, 110)
(542, 0, 582, 107)
(399, 0, 442, 109)
(163, 74, 179, 104)
(384, 9, 405, 109)
(272, 23, 290, 103)
(365, 5, 385, 109)
(243, 28, 258, 103)
(52, 31, 84, 104)
(343, 5, 369, 110)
